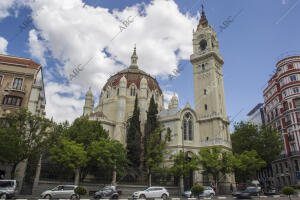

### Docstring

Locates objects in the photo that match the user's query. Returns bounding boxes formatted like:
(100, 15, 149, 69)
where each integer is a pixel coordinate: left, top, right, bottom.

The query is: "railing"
(200, 138, 231, 148)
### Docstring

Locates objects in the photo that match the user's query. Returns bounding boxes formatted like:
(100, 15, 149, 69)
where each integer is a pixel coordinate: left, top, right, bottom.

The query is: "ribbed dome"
(103, 68, 162, 94)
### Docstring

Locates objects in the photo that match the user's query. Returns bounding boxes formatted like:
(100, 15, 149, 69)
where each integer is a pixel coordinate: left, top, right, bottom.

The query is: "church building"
(83, 7, 234, 191)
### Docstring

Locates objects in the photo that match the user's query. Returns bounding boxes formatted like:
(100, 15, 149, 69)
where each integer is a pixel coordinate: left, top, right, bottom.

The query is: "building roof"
(158, 107, 181, 119)
(247, 103, 264, 116)
(0, 54, 40, 69)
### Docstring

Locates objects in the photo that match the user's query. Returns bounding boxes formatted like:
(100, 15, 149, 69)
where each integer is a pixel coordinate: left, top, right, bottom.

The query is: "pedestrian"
(230, 183, 233, 192)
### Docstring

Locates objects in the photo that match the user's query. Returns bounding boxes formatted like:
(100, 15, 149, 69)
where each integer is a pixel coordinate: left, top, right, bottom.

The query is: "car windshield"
(0, 181, 14, 188)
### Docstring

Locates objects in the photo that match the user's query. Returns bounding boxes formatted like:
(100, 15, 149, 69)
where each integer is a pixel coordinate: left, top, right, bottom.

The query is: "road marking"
(217, 197, 227, 199)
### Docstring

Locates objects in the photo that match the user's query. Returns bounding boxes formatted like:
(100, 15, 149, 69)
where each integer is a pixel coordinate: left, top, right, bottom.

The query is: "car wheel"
(112, 195, 118, 199)
(161, 194, 168, 200)
(94, 195, 102, 199)
(44, 194, 52, 199)
(71, 194, 78, 199)
(139, 194, 146, 199)
(209, 193, 214, 198)
(0, 193, 7, 199)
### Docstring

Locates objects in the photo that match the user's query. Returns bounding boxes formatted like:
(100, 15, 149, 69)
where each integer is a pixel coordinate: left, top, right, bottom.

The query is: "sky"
(0, 0, 299, 130)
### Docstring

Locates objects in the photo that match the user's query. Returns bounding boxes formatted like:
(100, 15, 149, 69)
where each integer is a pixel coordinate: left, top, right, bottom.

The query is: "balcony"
(286, 120, 292, 126)
(4, 82, 26, 96)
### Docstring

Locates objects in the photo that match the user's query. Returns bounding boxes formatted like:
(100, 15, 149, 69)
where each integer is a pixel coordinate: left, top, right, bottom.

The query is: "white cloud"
(28, 29, 47, 66)
(23, 0, 199, 122)
(0, 0, 15, 20)
(0, 36, 8, 54)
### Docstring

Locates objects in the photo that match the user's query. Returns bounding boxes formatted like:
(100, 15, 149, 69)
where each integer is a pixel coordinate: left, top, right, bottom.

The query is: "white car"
(132, 187, 169, 199)
(40, 185, 78, 199)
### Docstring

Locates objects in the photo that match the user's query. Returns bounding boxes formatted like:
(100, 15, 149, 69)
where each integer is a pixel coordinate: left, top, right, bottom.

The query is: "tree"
(191, 185, 204, 198)
(74, 186, 88, 198)
(169, 151, 198, 192)
(231, 121, 283, 165)
(144, 95, 158, 151)
(50, 138, 88, 185)
(234, 150, 266, 183)
(126, 95, 142, 169)
(0, 108, 51, 178)
(198, 146, 235, 194)
(282, 186, 295, 200)
(144, 125, 170, 186)
(65, 116, 109, 182)
(88, 138, 128, 183)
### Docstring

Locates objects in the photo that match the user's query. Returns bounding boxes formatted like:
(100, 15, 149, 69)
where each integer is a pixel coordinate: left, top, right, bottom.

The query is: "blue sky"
(0, 0, 299, 129)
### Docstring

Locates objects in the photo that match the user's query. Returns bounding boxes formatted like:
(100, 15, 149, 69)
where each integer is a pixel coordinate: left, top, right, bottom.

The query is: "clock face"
(200, 39, 207, 51)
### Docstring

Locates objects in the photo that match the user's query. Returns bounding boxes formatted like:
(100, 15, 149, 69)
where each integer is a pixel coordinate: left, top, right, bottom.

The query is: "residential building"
(0, 54, 46, 188)
(247, 103, 265, 126)
(263, 55, 300, 187)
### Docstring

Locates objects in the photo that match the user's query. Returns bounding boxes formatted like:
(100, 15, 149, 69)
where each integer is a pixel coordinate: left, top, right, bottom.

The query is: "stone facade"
(84, 7, 233, 192)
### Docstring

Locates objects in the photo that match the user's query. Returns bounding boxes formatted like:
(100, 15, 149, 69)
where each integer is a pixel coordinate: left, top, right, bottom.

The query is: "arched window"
(130, 87, 136, 96)
(183, 112, 193, 141)
(106, 90, 110, 98)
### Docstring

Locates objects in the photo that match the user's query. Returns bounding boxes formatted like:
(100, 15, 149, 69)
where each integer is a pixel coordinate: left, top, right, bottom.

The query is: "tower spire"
(129, 45, 138, 69)
(197, 4, 208, 30)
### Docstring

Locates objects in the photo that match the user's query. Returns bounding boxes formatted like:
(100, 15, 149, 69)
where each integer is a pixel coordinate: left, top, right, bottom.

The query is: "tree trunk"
(148, 168, 152, 187)
(10, 163, 18, 179)
(74, 168, 80, 185)
(112, 164, 117, 186)
(180, 175, 184, 194)
(33, 154, 42, 193)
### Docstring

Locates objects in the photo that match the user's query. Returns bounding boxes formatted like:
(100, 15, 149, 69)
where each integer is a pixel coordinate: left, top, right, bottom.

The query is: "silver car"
(40, 185, 78, 199)
(0, 180, 17, 199)
(182, 186, 215, 198)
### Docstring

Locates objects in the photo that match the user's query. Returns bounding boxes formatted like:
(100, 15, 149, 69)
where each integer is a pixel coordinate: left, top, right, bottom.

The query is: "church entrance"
(184, 152, 194, 190)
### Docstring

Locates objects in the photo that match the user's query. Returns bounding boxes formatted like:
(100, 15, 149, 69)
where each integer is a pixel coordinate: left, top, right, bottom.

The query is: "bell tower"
(190, 5, 231, 147)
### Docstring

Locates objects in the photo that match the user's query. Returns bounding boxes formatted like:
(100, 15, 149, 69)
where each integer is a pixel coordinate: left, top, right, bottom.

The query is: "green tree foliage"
(191, 185, 204, 198)
(144, 95, 158, 150)
(126, 95, 142, 168)
(74, 186, 88, 198)
(0, 108, 51, 178)
(50, 138, 88, 171)
(282, 186, 295, 200)
(169, 151, 199, 179)
(88, 138, 127, 176)
(231, 121, 283, 164)
(234, 150, 266, 183)
(144, 125, 170, 186)
(198, 146, 235, 193)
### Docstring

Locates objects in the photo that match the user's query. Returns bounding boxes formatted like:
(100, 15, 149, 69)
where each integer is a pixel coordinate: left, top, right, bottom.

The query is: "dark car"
(94, 186, 119, 199)
(264, 186, 277, 195)
(234, 187, 260, 199)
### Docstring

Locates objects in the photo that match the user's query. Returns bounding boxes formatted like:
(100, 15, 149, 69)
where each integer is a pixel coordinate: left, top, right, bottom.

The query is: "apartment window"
(295, 99, 300, 108)
(293, 87, 299, 94)
(275, 164, 279, 173)
(280, 163, 283, 173)
(13, 78, 23, 90)
(202, 64, 205, 70)
(290, 75, 297, 82)
(204, 89, 207, 95)
(2, 96, 22, 106)
(204, 104, 208, 110)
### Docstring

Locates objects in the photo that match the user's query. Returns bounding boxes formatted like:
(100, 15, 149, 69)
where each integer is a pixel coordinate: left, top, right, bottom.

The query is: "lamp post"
(180, 125, 185, 194)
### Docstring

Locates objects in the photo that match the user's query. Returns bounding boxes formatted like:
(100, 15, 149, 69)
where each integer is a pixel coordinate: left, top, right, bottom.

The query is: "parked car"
(182, 186, 215, 198)
(94, 186, 119, 199)
(40, 185, 78, 199)
(132, 187, 169, 199)
(233, 187, 260, 199)
(263, 186, 277, 195)
(0, 180, 17, 199)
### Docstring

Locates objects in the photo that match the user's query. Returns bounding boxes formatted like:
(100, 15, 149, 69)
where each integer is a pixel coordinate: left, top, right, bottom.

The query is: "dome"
(102, 47, 162, 94)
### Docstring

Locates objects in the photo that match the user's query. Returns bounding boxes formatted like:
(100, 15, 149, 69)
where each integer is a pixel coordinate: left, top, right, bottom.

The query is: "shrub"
(282, 186, 295, 200)
(74, 186, 87, 198)
(296, 184, 300, 190)
(191, 185, 204, 198)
